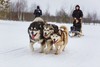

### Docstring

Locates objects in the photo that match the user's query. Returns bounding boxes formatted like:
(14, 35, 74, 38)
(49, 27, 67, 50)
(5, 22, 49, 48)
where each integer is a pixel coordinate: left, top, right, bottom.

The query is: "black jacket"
(72, 9, 83, 19)
(34, 8, 42, 18)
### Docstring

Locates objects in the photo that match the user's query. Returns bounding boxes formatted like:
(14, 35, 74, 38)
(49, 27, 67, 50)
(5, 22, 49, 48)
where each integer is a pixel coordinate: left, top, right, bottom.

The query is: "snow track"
(0, 47, 26, 54)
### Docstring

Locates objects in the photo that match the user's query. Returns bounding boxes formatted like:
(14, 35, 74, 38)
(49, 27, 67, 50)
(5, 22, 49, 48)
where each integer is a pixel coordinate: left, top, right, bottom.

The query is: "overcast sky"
(11, 0, 100, 18)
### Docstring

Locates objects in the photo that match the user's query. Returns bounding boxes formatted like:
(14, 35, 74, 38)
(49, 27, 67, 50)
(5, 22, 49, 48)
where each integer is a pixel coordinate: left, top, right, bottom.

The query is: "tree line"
(0, 0, 100, 24)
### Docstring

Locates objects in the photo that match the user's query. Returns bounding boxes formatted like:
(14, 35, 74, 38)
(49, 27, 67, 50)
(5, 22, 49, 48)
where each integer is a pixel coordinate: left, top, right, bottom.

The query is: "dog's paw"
(45, 52, 48, 54)
(39, 51, 44, 53)
(30, 48, 34, 52)
(50, 48, 53, 50)
(62, 49, 65, 51)
(45, 51, 49, 54)
(55, 53, 58, 55)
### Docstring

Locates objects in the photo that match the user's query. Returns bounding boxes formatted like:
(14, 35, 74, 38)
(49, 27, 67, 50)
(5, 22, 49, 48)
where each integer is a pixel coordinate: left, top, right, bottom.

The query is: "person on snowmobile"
(34, 6, 42, 18)
(71, 5, 83, 36)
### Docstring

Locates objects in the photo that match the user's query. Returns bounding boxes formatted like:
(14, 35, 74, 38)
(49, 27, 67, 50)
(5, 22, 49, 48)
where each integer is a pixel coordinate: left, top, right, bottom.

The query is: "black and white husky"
(28, 17, 46, 52)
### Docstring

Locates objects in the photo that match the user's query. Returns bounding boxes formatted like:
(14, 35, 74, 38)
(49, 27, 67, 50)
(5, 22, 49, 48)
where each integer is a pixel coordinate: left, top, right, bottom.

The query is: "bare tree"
(92, 12, 97, 24)
(28, 3, 37, 18)
(69, 5, 74, 23)
(9, 2, 15, 12)
(86, 13, 92, 24)
(14, 0, 27, 20)
(29, 3, 37, 13)
(56, 8, 69, 23)
(43, 5, 50, 21)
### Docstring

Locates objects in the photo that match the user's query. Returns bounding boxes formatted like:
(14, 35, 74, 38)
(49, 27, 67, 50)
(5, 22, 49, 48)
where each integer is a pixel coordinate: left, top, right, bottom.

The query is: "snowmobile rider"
(72, 5, 83, 33)
(34, 6, 42, 18)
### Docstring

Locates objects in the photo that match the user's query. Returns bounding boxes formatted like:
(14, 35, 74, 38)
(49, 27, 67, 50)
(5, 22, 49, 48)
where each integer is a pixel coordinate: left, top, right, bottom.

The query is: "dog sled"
(68, 26, 84, 37)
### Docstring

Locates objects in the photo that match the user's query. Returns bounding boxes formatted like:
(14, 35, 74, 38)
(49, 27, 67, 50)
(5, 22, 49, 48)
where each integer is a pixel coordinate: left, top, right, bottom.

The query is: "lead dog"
(50, 26, 68, 55)
(28, 17, 46, 52)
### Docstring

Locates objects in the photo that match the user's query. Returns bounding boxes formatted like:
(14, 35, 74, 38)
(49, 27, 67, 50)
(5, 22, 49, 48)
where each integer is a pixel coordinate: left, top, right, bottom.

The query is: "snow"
(0, 20, 100, 67)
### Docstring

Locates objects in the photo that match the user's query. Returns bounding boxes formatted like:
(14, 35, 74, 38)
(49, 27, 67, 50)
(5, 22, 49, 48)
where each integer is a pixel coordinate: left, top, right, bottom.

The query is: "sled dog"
(28, 17, 46, 52)
(43, 24, 59, 54)
(51, 26, 68, 55)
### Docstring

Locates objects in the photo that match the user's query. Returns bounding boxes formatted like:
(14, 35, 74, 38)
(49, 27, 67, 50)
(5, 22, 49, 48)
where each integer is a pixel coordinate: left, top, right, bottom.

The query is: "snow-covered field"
(0, 20, 100, 67)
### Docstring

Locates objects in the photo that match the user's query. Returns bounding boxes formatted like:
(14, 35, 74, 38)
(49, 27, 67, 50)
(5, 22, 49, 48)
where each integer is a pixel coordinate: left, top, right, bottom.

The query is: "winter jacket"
(72, 9, 83, 19)
(34, 8, 42, 18)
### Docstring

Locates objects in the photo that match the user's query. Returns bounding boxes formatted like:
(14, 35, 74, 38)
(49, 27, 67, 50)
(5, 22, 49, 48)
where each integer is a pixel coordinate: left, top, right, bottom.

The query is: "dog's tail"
(60, 26, 68, 32)
(60, 26, 68, 46)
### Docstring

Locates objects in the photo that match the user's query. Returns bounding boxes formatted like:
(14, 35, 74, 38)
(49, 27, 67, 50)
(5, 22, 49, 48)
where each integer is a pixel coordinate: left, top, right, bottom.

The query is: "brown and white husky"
(50, 26, 68, 55)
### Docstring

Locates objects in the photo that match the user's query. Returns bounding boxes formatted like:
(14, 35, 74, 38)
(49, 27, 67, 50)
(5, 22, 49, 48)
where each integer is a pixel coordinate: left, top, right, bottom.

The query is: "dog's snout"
(54, 39, 55, 41)
(31, 31, 33, 34)
(45, 33, 47, 35)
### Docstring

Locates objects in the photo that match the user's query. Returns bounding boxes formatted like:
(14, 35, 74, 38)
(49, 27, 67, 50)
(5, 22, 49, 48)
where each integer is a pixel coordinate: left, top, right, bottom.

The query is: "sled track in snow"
(0, 47, 26, 54)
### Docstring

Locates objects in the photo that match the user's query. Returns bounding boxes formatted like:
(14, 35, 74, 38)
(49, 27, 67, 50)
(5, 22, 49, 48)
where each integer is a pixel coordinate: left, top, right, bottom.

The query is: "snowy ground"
(0, 20, 100, 67)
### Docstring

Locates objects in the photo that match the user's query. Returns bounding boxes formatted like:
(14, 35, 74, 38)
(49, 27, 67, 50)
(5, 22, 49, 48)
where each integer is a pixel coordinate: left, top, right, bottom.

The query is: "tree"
(85, 13, 92, 24)
(0, 0, 10, 19)
(14, 0, 27, 20)
(92, 12, 97, 24)
(69, 5, 74, 23)
(56, 8, 69, 23)
(43, 5, 50, 21)
(0, 0, 5, 11)
(29, 3, 37, 13)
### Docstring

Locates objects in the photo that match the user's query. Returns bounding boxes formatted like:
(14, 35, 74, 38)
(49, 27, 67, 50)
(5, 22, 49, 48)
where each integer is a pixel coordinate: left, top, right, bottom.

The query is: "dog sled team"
(28, 5, 83, 55)
(28, 17, 68, 55)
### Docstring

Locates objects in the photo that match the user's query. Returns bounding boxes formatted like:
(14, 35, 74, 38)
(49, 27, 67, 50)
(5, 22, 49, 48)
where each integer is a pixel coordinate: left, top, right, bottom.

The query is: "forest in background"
(0, 0, 100, 24)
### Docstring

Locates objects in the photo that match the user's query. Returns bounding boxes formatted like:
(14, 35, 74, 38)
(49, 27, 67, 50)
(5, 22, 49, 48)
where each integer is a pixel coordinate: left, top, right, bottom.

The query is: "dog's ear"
(43, 24, 45, 27)
(40, 25, 42, 28)
(44, 20, 47, 24)
(48, 25, 53, 30)
(49, 24, 52, 28)
(50, 27, 54, 30)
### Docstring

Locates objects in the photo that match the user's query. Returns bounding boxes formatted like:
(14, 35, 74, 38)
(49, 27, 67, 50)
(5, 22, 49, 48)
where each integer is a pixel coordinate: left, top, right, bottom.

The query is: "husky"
(50, 26, 68, 55)
(43, 24, 59, 38)
(43, 24, 59, 54)
(28, 17, 46, 52)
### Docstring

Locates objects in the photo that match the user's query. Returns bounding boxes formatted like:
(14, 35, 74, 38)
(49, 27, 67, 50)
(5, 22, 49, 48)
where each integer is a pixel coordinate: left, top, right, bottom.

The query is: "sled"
(69, 31, 84, 37)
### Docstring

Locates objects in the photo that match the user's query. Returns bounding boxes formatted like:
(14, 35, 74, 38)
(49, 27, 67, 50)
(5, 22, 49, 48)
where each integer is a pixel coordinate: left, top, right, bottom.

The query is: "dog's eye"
(34, 27, 36, 29)
(50, 28, 53, 30)
(40, 25, 42, 28)
(31, 27, 33, 30)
